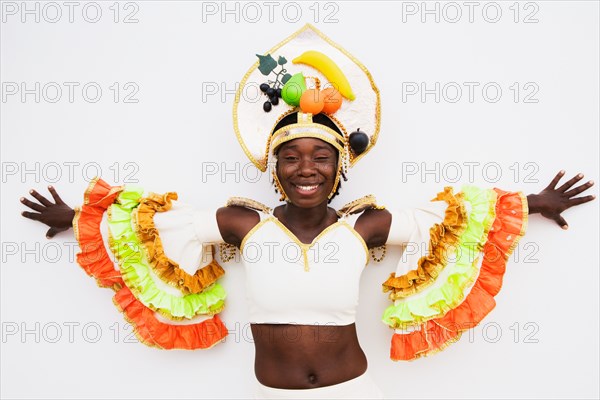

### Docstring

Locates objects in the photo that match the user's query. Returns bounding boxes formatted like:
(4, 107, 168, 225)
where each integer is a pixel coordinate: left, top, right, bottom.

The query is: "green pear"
(282, 72, 306, 107)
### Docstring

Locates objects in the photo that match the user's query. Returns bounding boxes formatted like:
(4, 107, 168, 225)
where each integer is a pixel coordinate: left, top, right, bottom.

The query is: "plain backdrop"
(1, 1, 598, 399)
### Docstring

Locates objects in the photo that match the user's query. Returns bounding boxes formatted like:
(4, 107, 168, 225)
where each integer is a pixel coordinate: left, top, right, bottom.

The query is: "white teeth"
(296, 184, 318, 191)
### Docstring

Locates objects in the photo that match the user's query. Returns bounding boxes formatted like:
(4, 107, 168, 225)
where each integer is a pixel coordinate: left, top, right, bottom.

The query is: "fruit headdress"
(233, 24, 381, 200)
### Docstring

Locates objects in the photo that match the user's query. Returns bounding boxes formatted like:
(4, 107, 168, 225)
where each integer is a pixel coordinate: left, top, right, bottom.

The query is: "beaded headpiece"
(233, 24, 381, 200)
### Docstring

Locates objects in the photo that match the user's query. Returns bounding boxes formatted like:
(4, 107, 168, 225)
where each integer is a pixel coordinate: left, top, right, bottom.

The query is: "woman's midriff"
(251, 323, 368, 389)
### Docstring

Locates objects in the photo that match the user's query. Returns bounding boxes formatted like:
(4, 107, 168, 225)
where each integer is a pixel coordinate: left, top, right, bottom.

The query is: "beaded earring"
(271, 168, 289, 202)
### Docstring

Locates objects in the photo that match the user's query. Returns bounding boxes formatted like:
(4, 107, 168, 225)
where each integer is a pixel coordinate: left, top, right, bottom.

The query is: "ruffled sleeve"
(72, 177, 228, 349)
(72, 177, 124, 290)
(382, 185, 528, 360)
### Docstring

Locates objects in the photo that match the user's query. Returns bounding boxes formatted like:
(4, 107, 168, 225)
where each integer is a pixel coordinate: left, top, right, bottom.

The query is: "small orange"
(299, 89, 324, 114)
(321, 87, 343, 114)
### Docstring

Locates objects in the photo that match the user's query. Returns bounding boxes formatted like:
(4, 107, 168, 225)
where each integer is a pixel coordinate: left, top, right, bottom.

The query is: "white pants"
(253, 370, 384, 399)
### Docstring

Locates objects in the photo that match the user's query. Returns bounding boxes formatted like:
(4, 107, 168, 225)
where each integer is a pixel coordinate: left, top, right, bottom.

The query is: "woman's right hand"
(20, 186, 75, 239)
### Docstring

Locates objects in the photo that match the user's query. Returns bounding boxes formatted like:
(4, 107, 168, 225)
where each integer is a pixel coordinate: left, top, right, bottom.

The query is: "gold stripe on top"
(241, 215, 369, 271)
(338, 220, 370, 266)
(226, 197, 272, 214)
(269, 217, 343, 272)
(271, 132, 345, 155)
(240, 217, 271, 252)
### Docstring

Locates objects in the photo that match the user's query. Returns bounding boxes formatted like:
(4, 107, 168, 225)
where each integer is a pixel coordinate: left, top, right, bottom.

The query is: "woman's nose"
(297, 158, 317, 175)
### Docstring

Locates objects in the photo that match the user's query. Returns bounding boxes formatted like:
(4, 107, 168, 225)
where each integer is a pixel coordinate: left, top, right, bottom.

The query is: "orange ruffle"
(73, 177, 124, 290)
(113, 286, 228, 349)
(73, 178, 228, 350)
(390, 189, 527, 361)
(382, 187, 468, 298)
(390, 323, 461, 361)
(134, 192, 225, 294)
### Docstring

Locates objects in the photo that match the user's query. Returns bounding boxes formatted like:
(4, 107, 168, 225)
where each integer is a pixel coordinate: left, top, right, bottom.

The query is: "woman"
(20, 25, 596, 398)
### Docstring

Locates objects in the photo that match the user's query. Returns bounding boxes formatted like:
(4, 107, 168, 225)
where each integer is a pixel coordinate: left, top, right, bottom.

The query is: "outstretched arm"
(20, 185, 75, 239)
(526, 170, 595, 229)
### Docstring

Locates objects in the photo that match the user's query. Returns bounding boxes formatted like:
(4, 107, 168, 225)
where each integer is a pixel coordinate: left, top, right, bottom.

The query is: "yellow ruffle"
(134, 192, 225, 295)
(382, 187, 469, 299)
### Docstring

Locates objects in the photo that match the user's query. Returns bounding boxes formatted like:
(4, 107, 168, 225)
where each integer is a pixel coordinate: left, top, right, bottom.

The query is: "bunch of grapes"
(260, 83, 283, 112)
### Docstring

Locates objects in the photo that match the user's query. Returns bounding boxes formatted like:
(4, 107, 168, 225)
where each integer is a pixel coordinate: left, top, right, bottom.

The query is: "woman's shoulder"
(216, 197, 271, 247)
(337, 195, 391, 248)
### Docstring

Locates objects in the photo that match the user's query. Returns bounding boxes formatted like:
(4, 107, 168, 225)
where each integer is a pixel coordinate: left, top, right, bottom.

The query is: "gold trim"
(270, 129, 345, 154)
(233, 23, 381, 171)
(133, 194, 225, 295)
(506, 191, 529, 256)
(382, 188, 469, 299)
(342, 220, 370, 266)
(271, 168, 289, 202)
(240, 216, 369, 271)
(328, 159, 343, 200)
(72, 206, 81, 243)
(337, 194, 379, 217)
(83, 177, 100, 205)
(112, 295, 163, 350)
(240, 218, 271, 252)
(270, 217, 341, 272)
(370, 245, 386, 263)
(107, 204, 224, 321)
(266, 108, 298, 166)
(226, 197, 272, 214)
(111, 294, 227, 351)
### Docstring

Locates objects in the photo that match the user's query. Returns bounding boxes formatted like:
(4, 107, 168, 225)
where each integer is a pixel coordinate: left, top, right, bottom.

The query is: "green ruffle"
(108, 186, 226, 320)
(382, 185, 497, 329)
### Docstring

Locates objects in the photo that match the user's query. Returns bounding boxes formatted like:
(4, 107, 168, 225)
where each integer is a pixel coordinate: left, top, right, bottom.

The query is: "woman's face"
(276, 138, 338, 207)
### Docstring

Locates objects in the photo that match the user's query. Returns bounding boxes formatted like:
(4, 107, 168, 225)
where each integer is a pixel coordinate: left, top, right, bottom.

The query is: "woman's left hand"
(527, 170, 596, 229)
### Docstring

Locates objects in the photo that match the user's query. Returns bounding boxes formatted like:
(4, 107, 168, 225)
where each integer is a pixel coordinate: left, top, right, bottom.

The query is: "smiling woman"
(276, 138, 338, 202)
(272, 112, 348, 203)
(18, 24, 596, 399)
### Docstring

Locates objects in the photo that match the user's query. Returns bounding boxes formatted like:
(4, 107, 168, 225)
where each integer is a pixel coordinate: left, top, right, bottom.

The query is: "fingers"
(556, 173, 584, 192)
(21, 210, 42, 221)
(564, 180, 594, 197)
(47, 185, 65, 205)
(546, 170, 565, 190)
(552, 214, 569, 230)
(29, 189, 52, 207)
(46, 227, 59, 239)
(568, 194, 596, 207)
(20, 197, 44, 212)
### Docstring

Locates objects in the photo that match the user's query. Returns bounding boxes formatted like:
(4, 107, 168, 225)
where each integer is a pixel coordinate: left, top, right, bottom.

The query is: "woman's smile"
(276, 138, 338, 205)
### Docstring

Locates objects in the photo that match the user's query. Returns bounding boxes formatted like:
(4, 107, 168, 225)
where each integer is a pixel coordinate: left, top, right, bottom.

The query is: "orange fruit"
(321, 87, 343, 114)
(299, 89, 324, 114)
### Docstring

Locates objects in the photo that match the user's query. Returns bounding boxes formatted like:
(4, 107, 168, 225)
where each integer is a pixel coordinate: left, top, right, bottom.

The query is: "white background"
(1, 1, 599, 399)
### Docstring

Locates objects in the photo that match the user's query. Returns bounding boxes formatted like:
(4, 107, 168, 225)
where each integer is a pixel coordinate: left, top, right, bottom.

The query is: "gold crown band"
(270, 125, 345, 155)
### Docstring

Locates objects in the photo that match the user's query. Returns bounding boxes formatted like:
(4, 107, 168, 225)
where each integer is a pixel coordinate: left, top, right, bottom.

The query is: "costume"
(70, 24, 528, 395)
(242, 207, 367, 325)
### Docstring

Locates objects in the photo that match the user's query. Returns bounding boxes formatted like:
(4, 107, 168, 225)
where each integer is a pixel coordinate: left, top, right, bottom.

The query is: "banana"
(292, 50, 355, 101)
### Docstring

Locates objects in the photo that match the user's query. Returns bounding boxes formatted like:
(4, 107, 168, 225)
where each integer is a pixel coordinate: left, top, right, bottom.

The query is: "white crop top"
(240, 209, 369, 326)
